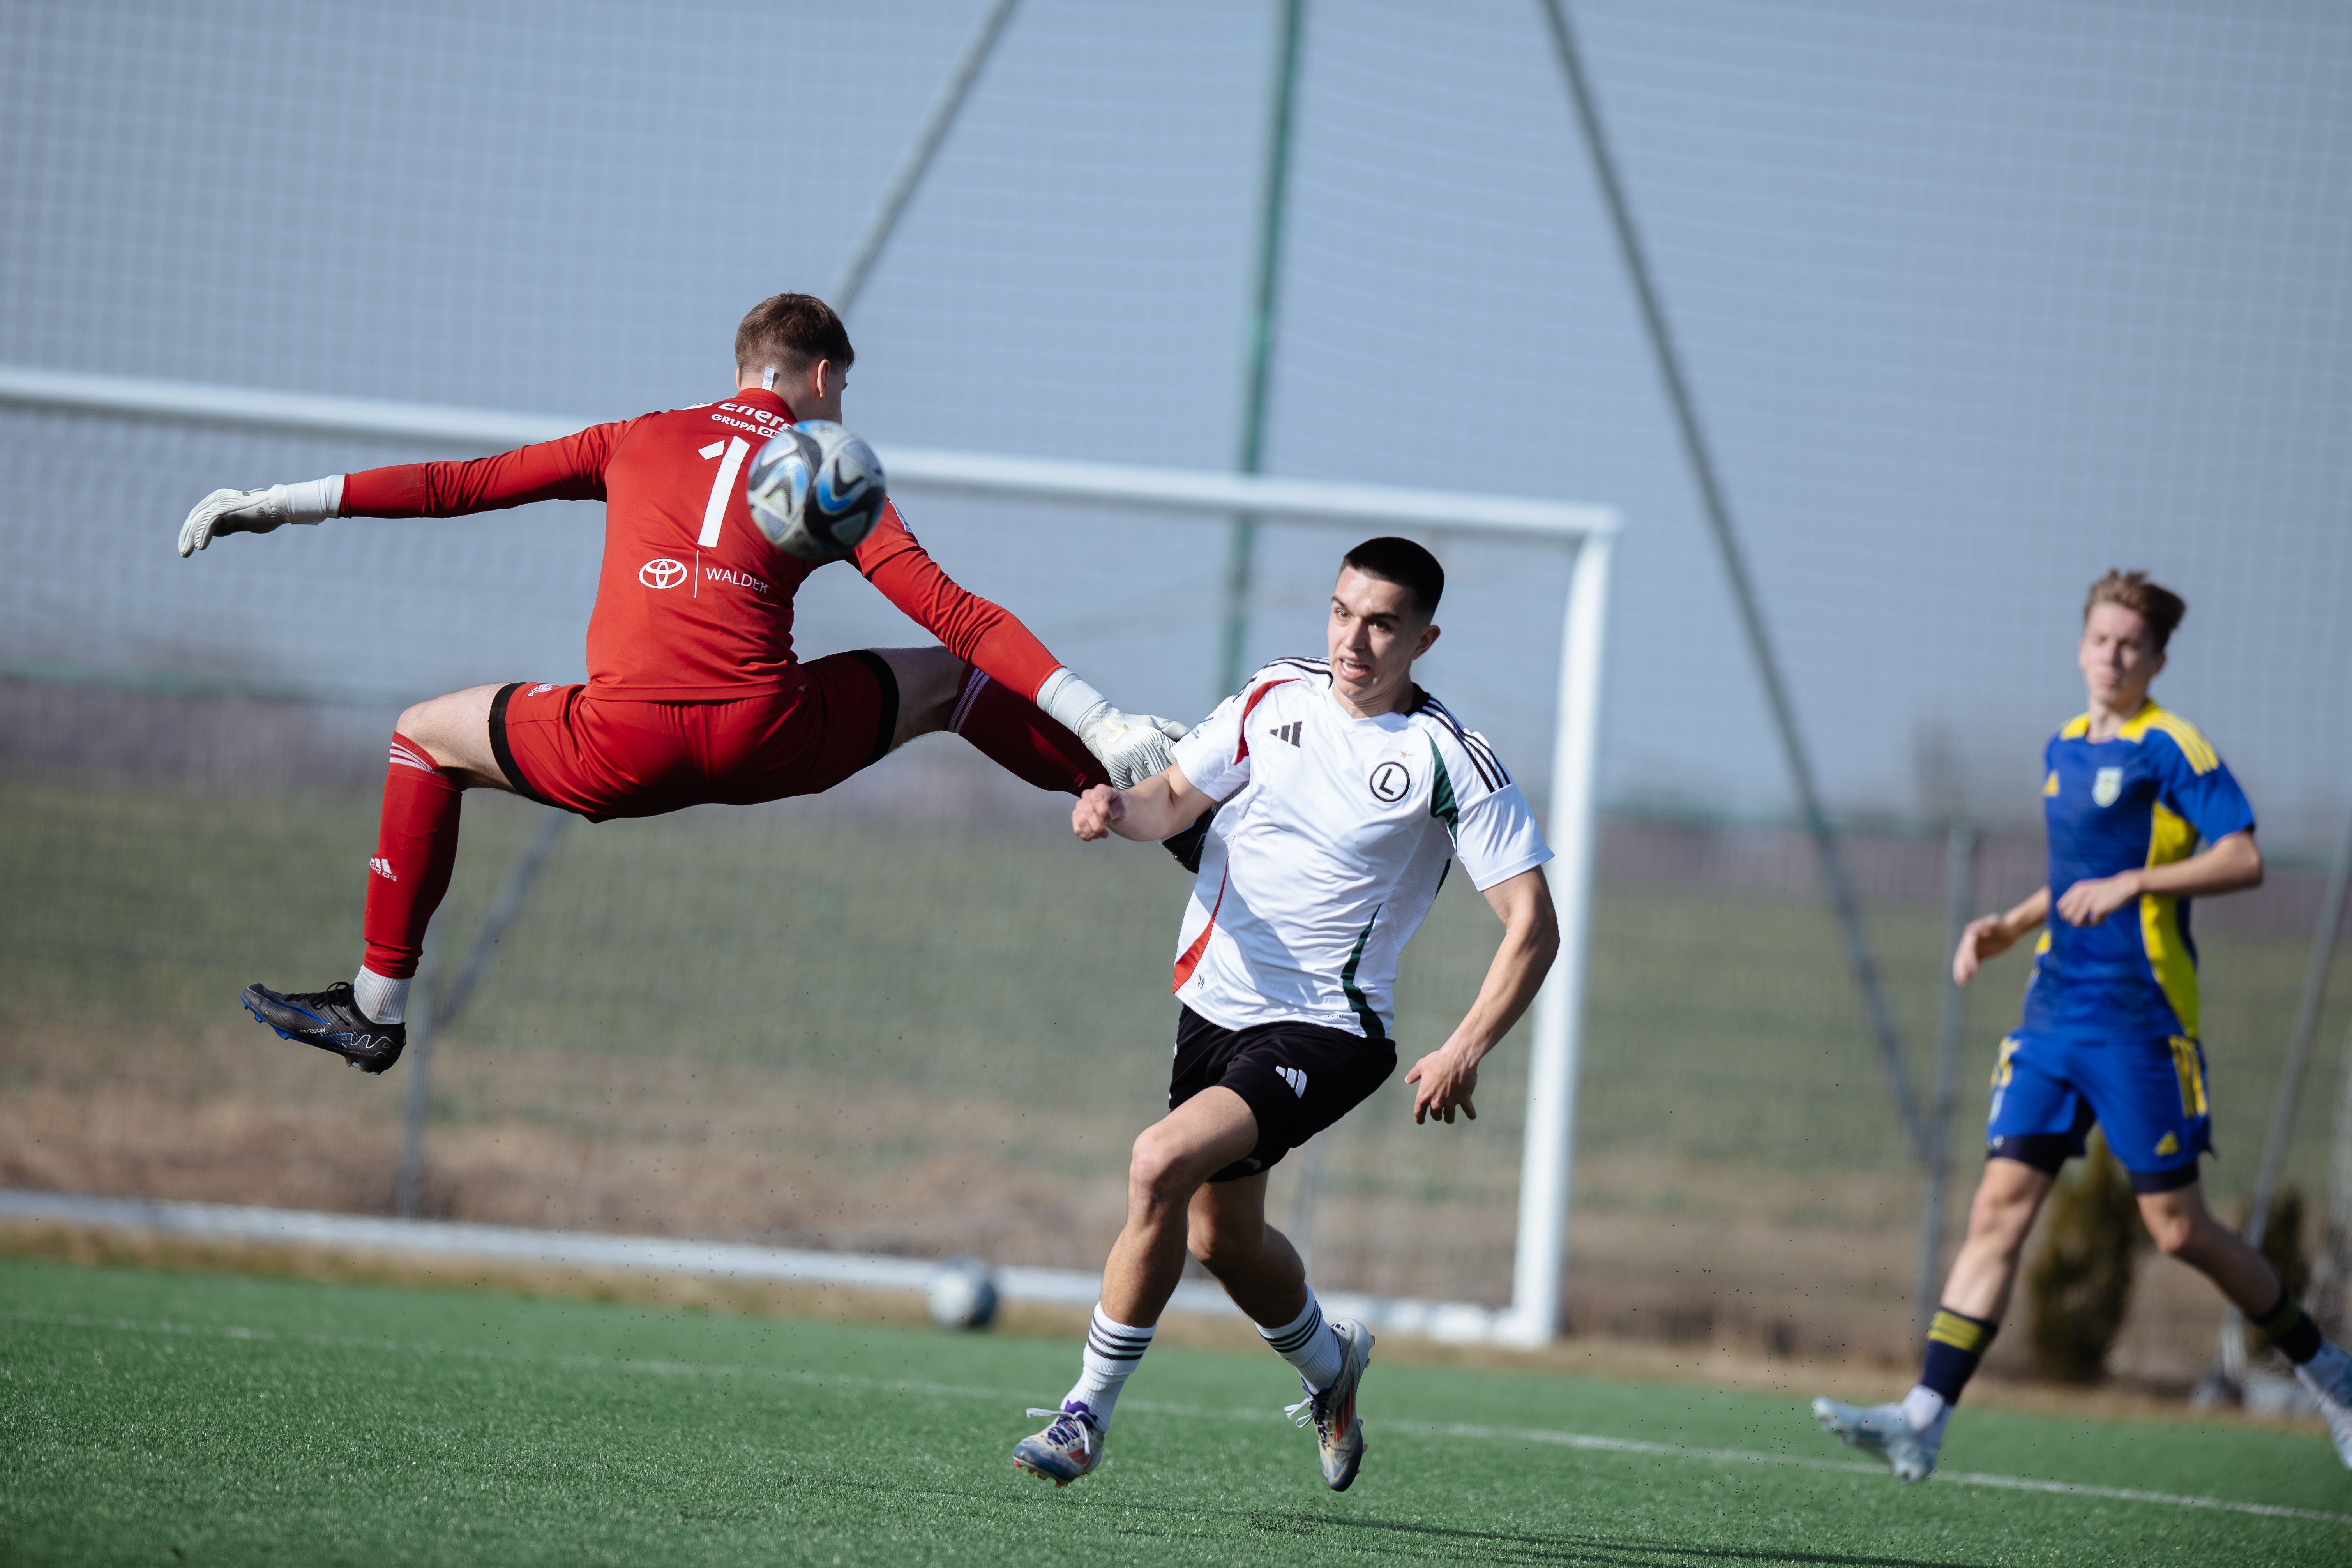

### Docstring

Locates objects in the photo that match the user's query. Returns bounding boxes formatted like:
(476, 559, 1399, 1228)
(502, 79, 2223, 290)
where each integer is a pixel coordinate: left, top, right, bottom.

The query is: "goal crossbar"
(0, 362, 1614, 1346)
(0, 366, 1614, 543)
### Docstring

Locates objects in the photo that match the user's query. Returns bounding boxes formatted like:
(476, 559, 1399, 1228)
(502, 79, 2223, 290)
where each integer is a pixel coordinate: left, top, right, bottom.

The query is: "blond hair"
(2084, 569, 2185, 652)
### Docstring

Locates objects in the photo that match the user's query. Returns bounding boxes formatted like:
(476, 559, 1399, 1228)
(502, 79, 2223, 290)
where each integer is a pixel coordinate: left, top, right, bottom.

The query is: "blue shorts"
(1985, 1030, 2211, 1193)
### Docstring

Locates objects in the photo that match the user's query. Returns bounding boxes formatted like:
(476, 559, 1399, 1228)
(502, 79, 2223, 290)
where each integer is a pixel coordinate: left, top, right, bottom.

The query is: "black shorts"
(1171, 1005, 1397, 1183)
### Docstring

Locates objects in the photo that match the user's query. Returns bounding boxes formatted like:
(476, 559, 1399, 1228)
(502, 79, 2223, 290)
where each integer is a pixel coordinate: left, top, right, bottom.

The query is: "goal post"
(0, 363, 1617, 1346)
(1503, 523, 1613, 1347)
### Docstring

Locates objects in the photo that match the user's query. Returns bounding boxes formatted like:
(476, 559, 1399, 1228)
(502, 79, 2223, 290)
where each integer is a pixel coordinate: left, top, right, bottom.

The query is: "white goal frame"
(0, 364, 1614, 1347)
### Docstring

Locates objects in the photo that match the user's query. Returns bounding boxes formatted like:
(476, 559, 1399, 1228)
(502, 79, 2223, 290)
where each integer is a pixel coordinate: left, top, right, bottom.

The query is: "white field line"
(1369, 1418, 2352, 1525)
(9, 1307, 2347, 1529)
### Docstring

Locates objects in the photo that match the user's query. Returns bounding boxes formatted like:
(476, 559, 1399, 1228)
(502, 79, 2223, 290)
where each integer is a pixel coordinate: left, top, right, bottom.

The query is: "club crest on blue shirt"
(2092, 767, 2124, 807)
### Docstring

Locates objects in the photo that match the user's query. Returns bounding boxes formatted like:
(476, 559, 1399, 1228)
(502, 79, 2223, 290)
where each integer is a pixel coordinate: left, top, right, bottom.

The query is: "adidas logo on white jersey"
(368, 857, 397, 881)
(1273, 720, 1303, 747)
(1275, 1065, 1308, 1098)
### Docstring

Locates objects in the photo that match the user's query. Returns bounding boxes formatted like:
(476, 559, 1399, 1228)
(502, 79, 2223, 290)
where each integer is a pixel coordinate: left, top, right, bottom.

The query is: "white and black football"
(926, 1255, 999, 1331)
(745, 420, 886, 562)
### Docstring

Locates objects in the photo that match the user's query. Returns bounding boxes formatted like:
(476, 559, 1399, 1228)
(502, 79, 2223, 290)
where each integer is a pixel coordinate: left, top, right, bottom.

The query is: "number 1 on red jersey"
(696, 437, 751, 548)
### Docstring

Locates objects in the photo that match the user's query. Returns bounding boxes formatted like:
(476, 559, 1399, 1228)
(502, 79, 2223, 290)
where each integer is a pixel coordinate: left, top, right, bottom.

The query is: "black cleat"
(242, 981, 406, 1073)
(1163, 806, 1216, 874)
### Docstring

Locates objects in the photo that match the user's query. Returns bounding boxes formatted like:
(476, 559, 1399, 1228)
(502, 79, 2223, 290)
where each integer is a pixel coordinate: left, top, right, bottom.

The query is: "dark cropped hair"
(735, 293, 856, 377)
(2085, 569, 2185, 652)
(1342, 536, 1444, 618)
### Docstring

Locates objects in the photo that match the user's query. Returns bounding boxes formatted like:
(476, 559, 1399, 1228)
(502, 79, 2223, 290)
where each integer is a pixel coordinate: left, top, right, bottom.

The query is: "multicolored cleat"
(2295, 1341, 2352, 1469)
(1812, 1396, 1944, 1483)
(242, 981, 406, 1073)
(1285, 1317, 1372, 1491)
(1013, 1402, 1104, 1487)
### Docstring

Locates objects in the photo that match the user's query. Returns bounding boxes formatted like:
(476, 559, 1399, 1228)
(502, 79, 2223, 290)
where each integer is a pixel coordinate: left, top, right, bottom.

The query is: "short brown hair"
(735, 293, 855, 377)
(2084, 569, 2185, 651)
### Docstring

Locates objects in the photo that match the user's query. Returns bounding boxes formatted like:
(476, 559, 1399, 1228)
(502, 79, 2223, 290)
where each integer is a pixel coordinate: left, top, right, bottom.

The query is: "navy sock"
(1919, 1306, 1998, 1405)
(2253, 1288, 2322, 1366)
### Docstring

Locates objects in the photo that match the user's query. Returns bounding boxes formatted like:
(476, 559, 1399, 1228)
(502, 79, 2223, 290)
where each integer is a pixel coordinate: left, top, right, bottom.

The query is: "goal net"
(10, 0, 2352, 1379)
(0, 370, 1610, 1344)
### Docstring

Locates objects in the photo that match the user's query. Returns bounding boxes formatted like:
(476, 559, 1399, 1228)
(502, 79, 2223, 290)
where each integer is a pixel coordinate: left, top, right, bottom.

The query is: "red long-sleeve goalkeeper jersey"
(340, 388, 1062, 701)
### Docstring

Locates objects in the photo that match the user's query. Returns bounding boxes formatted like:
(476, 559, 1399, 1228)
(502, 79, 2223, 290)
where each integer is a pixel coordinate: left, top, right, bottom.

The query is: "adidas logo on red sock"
(368, 857, 398, 881)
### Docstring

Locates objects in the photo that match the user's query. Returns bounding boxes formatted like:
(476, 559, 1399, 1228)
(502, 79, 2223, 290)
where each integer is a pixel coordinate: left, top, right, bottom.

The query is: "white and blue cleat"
(1812, 1396, 1945, 1483)
(2294, 1342, 2352, 1470)
(1013, 1402, 1105, 1488)
(1285, 1318, 1373, 1491)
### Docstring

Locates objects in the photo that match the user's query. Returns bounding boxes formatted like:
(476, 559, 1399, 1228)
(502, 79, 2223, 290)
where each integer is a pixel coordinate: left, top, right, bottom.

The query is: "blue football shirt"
(2019, 701, 2254, 1040)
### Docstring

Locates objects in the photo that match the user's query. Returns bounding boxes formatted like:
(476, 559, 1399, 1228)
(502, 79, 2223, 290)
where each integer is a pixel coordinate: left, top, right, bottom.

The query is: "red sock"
(949, 669, 1109, 795)
(361, 733, 463, 978)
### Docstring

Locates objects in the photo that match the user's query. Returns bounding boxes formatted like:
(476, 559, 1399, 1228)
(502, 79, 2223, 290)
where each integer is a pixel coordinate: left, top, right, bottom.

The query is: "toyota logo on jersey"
(639, 557, 687, 589)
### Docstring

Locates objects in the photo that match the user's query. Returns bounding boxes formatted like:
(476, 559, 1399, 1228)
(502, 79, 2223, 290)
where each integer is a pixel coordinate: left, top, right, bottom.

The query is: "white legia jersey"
(1165, 658, 1552, 1039)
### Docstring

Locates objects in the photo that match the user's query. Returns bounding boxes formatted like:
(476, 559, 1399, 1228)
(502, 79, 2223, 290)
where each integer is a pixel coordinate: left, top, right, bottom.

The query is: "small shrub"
(2257, 1185, 2311, 1306)
(2026, 1130, 2149, 1384)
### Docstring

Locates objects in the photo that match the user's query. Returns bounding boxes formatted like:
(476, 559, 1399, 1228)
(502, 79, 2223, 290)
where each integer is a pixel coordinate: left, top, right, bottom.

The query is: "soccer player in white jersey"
(1012, 537, 1560, 1492)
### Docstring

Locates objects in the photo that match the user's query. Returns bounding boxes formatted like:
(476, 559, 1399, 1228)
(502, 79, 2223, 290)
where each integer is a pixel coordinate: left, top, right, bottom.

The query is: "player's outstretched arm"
(1951, 886, 2050, 986)
(2053, 828, 2262, 929)
(177, 479, 343, 556)
(1407, 867, 1559, 1126)
(178, 425, 620, 557)
(854, 509, 1184, 786)
(1071, 766, 1213, 844)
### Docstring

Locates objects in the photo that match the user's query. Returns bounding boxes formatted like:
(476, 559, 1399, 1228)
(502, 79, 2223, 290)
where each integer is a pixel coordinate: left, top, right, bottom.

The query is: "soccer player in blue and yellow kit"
(1815, 570, 2352, 1479)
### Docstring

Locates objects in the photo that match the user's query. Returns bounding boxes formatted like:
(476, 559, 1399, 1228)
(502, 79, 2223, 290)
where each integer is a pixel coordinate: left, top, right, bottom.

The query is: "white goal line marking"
(10, 1308, 2345, 1528)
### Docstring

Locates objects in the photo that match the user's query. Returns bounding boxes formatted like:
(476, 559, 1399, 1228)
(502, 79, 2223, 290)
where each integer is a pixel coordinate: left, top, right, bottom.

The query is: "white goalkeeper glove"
(1036, 668, 1189, 789)
(178, 477, 344, 557)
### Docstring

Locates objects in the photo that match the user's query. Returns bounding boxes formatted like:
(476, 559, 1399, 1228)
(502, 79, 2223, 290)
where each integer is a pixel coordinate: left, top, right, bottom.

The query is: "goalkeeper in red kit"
(177, 294, 1186, 1073)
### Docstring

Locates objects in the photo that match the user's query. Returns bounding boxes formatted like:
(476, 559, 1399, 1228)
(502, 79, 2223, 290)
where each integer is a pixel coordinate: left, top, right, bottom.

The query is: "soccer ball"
(744, 420, 886, 562)
(926, 1255, 999, 1331)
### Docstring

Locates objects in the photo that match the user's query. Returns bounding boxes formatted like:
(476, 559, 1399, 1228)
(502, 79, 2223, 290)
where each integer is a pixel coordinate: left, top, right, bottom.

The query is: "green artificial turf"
(2, 1259, 2347, 1566)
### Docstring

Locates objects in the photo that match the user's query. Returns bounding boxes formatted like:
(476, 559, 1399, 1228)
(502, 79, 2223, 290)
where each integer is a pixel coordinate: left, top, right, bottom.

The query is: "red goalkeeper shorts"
(487, 651, 897, 822)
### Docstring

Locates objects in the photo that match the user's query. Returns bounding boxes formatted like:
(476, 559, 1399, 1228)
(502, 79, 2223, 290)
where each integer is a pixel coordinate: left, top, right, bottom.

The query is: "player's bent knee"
(401, 687, 491, 746)
(395, 696, 477, 769)
(1980, 1185, 2039, 1223)
(1127, 1134, 1187, 1206)
(1966, 1159, 2051, 1233)
(1963, 1192, 2038, 1251)
(1128, 1129, 1211, 1210)
(1964, 1186, 2019, 1228)
(2135, 1183, 2210, 1259)
(386, 685, 512, 788)
(396, 698, 438, 741)
(2140, 1207, 2200, 1258)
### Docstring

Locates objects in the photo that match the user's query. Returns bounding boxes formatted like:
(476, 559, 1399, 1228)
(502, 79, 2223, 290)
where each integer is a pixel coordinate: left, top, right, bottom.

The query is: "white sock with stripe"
(1063, 1305, 1154, 1428)
(1259, 1288, 1345, 1391)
